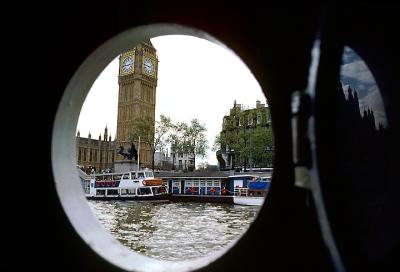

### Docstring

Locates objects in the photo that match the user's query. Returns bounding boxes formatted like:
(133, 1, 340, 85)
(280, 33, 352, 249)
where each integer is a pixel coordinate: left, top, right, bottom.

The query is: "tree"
(130, 114, 173, 170)
(249, 126, 274, 168)
(153, 115, 173, 170)
(169, 119, 208, 171)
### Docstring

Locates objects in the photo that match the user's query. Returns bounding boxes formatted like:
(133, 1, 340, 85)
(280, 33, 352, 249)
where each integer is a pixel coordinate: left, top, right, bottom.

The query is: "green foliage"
(130, 117, 154, 145)
(249, 126, 274, 167)
(130, 114, 173, 170)
(154, 114, 172, 153)
(169, 118, 209, 168)
(215, 105, 274, 169)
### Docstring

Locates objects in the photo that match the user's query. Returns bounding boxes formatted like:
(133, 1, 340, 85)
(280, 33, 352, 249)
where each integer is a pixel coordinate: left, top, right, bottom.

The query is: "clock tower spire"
(114, 41, 158, 171)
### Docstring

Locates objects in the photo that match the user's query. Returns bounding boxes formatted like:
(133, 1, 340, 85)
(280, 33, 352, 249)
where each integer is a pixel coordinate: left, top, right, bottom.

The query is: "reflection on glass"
(340, 46, 387, 129)
(329, 46, 393, 265)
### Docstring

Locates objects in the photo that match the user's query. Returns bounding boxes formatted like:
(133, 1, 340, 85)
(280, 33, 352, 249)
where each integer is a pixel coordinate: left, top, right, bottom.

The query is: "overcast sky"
(77, 35, 266, 166)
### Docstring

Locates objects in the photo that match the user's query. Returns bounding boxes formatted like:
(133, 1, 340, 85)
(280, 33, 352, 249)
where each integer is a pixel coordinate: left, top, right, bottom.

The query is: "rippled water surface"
(88, 201, 260, 260)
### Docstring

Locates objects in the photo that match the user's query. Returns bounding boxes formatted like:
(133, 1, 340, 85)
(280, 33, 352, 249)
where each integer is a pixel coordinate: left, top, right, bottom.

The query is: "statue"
(118, 144, 138, 160)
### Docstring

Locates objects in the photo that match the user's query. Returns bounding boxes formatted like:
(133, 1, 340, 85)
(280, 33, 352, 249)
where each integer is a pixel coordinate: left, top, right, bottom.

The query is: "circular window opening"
(52, 24, 274, 271)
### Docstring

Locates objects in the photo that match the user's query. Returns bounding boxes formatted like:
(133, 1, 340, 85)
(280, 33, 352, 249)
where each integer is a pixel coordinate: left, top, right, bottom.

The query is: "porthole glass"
(322, 45, 391, 267)
(52, 24, 275, 272)
(77, 35, 274, 260)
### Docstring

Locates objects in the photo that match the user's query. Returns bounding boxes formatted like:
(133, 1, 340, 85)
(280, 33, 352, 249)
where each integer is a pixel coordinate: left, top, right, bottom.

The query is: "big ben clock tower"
(114, 41, 158, 172)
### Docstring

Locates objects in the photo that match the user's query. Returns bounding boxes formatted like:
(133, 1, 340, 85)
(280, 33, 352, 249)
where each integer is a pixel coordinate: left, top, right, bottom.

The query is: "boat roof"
(228, 174, 259, 178)
(92, 169, 153, 177)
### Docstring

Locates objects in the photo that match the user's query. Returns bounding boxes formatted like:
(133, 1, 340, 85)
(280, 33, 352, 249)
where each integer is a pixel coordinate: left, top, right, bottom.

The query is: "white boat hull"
(233, 196, 265, 206)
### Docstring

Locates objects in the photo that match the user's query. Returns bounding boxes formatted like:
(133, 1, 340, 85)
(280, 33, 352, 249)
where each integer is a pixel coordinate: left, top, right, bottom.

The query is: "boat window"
(145, 172, 153, 178)
(114, 174, 122, 180)
(138, 172, 145, 179)
(96, 190, 106, 196)
(137, 187, 152, 195)
(121, 189, 135, 195)
(194, 181, 199, 187)
(234, 180, 243, 188)
(213, 181, 220, 187)
(200, 181, 206, 187)
(123, 173, 130, 179)
(152, 186, 166, 195)
(107, 189, 119, 196)
(207, 181, 212, 187)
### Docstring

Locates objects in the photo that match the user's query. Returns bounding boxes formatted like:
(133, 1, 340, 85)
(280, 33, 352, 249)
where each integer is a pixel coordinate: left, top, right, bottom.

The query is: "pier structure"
(155, 170, 272, 203)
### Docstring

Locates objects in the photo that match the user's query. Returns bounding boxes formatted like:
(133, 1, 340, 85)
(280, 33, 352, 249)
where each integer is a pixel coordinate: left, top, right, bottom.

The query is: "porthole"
(52, 24, 274, 271)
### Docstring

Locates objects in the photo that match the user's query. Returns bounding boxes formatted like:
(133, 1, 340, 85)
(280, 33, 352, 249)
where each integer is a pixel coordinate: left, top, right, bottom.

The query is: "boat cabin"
(228, 174, 271, 197)
(81, 170, 167, 198)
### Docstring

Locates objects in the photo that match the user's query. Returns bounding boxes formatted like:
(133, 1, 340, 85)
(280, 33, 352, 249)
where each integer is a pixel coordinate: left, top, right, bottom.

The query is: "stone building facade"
(76, 127, 115, 174)
(76, 41, 158, 172)
(115, 41, 158, 170)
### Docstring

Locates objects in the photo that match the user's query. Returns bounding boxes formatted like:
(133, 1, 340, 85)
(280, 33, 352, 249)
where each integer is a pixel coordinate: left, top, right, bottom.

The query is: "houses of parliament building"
(76, 41, 158, 173)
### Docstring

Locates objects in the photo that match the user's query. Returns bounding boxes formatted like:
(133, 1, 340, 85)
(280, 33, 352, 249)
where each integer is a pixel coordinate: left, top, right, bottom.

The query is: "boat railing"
(234, 187, 248, 196)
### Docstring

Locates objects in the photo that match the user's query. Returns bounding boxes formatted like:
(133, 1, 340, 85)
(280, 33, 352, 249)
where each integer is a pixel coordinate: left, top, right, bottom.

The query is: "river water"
(88, 201, 260, 261)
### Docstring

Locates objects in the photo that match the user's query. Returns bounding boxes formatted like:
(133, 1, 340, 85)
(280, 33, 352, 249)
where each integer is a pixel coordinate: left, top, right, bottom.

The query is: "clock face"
(122, 56, 133, 73)
(143, 58, 154, 75)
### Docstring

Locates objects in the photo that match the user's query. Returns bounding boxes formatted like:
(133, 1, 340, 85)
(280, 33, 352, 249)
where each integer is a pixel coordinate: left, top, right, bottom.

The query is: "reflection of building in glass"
(331, 80, 391, 261)
(337, 81, 385, 134)
(340, 46, 387, 128)
(216, 100, 274, 171)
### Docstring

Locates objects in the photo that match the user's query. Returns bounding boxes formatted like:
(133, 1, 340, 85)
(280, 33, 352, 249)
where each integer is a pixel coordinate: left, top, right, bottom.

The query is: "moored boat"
(233, 196, 265, 206)
(82, 169, 169, 202)
(231, 175, 271, 206)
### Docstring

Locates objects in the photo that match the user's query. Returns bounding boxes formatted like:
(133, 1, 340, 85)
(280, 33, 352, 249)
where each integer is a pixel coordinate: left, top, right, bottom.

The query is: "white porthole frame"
(51, 24, 248, 272)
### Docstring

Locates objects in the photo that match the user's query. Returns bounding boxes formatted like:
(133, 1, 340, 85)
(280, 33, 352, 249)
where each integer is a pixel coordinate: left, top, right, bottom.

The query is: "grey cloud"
(341, 60, 376, 86)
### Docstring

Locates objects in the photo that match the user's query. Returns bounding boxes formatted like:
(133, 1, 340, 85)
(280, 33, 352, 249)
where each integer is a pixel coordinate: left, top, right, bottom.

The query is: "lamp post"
(249, 135, 253, 173)
(266, 146, 274, 167)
